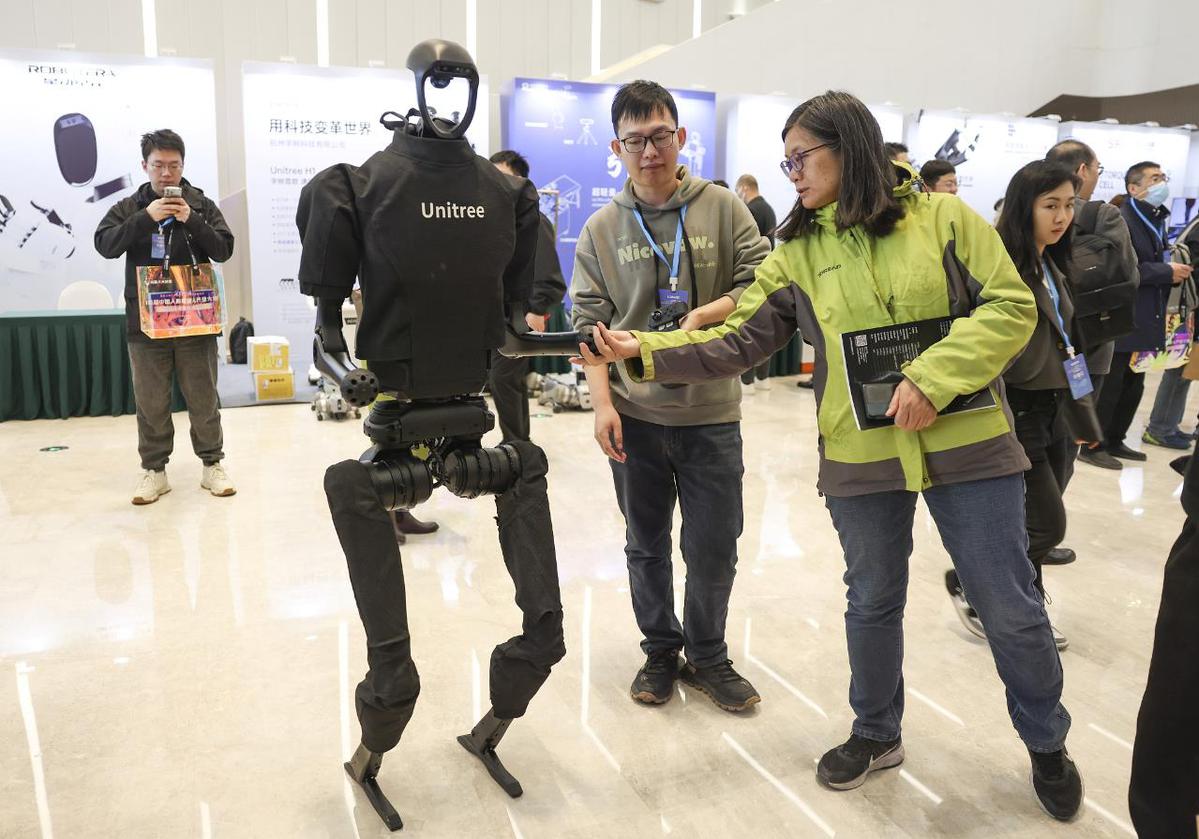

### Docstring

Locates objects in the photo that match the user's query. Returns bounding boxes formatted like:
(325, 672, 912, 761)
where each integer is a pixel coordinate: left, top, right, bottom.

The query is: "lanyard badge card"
(633, 204, 690, 308)
(1044, 259, 1093, 399)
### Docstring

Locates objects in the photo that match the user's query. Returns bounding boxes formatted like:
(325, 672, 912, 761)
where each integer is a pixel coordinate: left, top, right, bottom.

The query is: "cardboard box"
(247, 336, 290, 371)
(252, 367, 295, 401)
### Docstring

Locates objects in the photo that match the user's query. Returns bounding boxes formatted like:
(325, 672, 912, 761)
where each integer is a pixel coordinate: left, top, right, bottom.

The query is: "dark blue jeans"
(825, 473, 1071, 752)
(609, 414, 744, 667)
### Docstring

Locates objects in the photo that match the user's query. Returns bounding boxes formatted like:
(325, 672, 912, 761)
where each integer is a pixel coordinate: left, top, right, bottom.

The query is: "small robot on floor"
(296, 39, 585, 832)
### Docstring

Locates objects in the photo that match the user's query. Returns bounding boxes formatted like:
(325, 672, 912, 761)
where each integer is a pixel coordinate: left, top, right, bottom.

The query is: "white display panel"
(0, 49, 219, 313)
(1057, 122, 1192, 203)
(722, 95, 903, 239)
(907, 111, 1061, 218)
(242, 62, 490, 369)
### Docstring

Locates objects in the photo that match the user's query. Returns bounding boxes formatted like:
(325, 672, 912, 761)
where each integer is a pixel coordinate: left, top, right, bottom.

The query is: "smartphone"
(163, 186, 183, 199)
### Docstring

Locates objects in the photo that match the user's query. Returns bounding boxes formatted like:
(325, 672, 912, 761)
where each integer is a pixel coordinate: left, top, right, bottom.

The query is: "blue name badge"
(150, 233, 166, 260)
(658, 288, 689, 307)
(1063, 354, 1094, 400)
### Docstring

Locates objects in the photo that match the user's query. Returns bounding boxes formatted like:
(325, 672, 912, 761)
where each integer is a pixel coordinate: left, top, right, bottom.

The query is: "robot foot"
(344, 742, 404, 831)
(457, 709, 523, 798)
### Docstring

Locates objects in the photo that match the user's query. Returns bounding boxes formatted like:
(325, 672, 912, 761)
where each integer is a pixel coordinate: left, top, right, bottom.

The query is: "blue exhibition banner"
(506, 77, 717, 305)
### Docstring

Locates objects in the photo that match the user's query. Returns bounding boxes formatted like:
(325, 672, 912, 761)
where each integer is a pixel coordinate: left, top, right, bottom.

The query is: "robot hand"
(498, 305, 596, 358)
(314, 297, 379, 406)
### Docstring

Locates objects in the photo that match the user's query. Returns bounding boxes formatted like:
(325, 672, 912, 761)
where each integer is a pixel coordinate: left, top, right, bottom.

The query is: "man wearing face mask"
(1093, 162, 1194, 462)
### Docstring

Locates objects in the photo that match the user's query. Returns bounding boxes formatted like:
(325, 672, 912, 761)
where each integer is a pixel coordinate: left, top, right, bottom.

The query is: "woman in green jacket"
(578, 91, 1083, 822)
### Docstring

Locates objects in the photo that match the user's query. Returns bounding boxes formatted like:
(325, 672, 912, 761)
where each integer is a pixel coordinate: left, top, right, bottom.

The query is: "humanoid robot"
(296, 39, 585, 831)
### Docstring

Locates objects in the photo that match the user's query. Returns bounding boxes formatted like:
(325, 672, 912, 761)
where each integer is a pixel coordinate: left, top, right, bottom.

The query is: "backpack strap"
(1075, 200, 1103, 236)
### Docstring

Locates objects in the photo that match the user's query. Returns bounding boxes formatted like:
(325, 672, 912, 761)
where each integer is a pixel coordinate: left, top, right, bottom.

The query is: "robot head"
(405, 39, 479, 141)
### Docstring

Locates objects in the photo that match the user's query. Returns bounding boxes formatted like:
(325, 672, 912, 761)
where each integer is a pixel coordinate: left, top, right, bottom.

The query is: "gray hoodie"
(571, 166, 771, 426)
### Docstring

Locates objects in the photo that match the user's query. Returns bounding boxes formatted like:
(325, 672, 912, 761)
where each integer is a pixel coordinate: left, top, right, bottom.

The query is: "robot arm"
(314, 297, 378, 406)
(496, 177, 592, 358)
(298, 165, 379, 406)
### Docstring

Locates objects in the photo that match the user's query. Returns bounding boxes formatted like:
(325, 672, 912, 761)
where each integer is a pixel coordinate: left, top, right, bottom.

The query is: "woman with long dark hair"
(577, 91, 1084, 821)
(946, 161, 1103, 653)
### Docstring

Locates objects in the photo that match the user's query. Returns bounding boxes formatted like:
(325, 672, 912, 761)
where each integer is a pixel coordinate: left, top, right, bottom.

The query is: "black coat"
(94, 179, 235, 340)
(1116, 197, 1174, 353)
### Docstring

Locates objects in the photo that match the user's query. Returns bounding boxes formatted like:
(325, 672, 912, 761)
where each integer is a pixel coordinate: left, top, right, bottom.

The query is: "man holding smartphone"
(95, 129, 236, 505)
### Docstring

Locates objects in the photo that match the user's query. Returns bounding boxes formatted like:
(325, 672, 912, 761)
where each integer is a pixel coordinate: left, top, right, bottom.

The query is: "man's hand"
(573, 322, 641, 366)
(1171, 262, 1194, 285)
(886, 378, 937, 431)
(678, 310, 710, 332)
(169, 198, 191, 224)
(594, 404, 626, 462)
(145, 197, 178, 223)
(525, 311, 548, 333)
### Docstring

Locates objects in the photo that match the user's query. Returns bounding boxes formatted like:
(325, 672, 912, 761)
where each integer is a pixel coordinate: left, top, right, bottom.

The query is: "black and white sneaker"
(679, 659, 761, 711)
(817, 734, 904, 790)
(944, 569, 987, 640)
(630, 649, 680, 705)
(1029, 747, 1083, 821)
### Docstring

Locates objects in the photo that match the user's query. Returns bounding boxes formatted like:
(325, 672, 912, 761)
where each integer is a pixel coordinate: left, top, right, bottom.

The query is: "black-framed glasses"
(1096, 164, 1105, 176)
(779, 143, 830, 177)
(618, 129, 678, 154)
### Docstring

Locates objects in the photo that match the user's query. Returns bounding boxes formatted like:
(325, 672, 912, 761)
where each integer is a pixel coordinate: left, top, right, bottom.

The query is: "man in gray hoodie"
(571, 80, 771, 712)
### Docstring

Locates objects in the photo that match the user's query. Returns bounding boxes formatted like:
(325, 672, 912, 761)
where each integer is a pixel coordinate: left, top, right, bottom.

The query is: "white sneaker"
(201, 462, 237, 497)
(132, 469, 170, 505)
(1051, 625, 1068, 652)
(755, 378, 772, 392)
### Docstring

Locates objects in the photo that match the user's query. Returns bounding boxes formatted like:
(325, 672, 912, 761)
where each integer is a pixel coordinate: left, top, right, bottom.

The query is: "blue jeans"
(609, 414, 744, 667)
(1146, 366, 1192, 439)
(825, 473, 1071, 752)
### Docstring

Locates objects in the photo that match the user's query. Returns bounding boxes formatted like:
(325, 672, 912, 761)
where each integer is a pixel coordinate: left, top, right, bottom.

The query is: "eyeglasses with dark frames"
(779, 143, 830, 177)
(617, 129, 678, 154)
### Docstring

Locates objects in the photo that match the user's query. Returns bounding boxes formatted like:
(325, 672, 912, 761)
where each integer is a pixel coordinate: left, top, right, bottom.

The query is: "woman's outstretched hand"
(573, 322, 642, 366)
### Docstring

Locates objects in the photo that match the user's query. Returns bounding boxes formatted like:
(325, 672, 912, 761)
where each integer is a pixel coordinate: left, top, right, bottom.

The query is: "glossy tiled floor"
(2, 374, 1189, 838)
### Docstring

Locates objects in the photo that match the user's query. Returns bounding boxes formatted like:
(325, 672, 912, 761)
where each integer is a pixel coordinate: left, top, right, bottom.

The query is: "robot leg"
(452, 440, 566, 797)
(324, 458, 429, 830)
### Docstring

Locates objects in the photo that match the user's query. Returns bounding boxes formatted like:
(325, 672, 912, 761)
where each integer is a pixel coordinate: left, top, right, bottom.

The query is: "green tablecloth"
(0, 309, 184, 421)
(529, 304, 806, 376)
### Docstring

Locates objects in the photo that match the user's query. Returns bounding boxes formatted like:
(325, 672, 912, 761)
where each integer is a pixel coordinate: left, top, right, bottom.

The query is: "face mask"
(1142, 181, 1170, 207)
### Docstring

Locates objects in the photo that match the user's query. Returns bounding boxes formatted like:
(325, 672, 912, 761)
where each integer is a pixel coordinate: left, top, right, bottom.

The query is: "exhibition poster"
(505, 78, 717, 296)
(0, 49, 219, 313)
(908, 111, 1061, 218)
(241, 61, 490, 368)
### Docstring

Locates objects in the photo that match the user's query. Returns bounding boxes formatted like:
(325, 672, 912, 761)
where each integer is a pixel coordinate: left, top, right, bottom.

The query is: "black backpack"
(1070, 201, 1137, 350)
(229, 317, 254, 364)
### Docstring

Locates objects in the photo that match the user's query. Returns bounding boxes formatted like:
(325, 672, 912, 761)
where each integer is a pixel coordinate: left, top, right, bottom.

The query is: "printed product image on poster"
(137, 262, 226, 338)
(53, 113, 98, 186)
(0, 194, 76, 272)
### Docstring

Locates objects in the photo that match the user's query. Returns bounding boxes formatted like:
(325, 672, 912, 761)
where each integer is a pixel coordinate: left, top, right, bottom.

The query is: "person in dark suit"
(1093, 162, 1193, 461)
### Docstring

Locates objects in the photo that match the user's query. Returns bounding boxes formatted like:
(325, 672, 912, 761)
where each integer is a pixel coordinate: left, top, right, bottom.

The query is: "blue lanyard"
(633, 204, 687, 288)
(1130, 199, 1166, 249)
(1042, 258, 1074, 357)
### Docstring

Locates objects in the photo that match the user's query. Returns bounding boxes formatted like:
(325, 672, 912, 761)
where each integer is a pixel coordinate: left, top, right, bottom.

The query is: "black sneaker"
(817, 734, 904, 790)
(678, 659, 760, 711)
(1029, 747, 1083, 821)
(630, 650, 680, 705)
(1108, 442, 1148, 462)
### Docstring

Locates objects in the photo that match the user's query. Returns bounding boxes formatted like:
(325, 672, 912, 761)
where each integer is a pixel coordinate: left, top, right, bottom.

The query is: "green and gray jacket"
(626, 167, 1036, 496)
